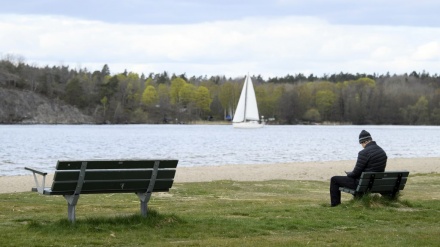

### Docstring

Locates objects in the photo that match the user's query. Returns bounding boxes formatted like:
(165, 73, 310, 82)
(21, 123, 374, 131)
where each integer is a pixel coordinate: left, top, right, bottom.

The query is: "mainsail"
(232, 75, 264, 128)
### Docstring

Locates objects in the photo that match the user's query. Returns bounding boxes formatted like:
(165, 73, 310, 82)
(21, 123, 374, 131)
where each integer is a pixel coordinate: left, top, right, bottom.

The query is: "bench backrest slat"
(53, 169, 176, 181)
(50, 179, 174, 194)
(358, 177, 408, 187)
(56, 160, 178, 170)
(359, 171, 409, 179)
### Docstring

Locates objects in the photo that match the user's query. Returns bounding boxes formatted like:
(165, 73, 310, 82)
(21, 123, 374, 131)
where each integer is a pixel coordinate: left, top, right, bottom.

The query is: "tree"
(179, 83, 195, 107)
(303, 108, 321, 122)
(64, 77, 86, 108)
(101, 64, 110, 77)
(157, 84, 170, 107)
(124, 72, 142, 109)
(194, 86, 212, 113)
(100, 75, 118, 98)
(340, 78, 376, 124)
(100, 96, 108, 118)
(218, 82, 237, 119)
(254, 83, 283, 120)
(431, 107, 440, 124)
(401, 96, 429, 124)
(141, 85, 158, 106)
(296, 83, 314, 120)
(170, 77, 187, 105)
(277, 85, 300, 124)
(315, 90, 336, 121)
(156, 71, 169, 84)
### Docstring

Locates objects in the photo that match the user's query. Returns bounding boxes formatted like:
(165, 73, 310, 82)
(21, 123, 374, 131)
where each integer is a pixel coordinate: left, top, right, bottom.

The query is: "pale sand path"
(0, 157, 439, 194)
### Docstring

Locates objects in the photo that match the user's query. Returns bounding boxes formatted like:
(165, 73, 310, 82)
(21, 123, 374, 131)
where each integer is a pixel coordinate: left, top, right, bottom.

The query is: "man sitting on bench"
(329, 130, 388, 207)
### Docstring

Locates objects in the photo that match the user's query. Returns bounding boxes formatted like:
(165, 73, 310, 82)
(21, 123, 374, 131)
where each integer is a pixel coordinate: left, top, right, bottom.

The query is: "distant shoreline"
(2, 122, 417, 126)
(2, 157, 439, 194)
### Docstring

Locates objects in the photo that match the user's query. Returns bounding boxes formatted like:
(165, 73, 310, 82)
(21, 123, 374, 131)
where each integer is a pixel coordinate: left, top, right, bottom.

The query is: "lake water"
(1, 124, 439, 176)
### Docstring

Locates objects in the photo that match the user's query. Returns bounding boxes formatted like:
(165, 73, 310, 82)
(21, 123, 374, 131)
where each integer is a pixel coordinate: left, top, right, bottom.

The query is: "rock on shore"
(0, 88, 94, 124)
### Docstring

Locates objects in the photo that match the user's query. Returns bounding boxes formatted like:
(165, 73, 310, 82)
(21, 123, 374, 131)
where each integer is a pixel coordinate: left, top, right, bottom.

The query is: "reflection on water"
(1, 124, 439, 176)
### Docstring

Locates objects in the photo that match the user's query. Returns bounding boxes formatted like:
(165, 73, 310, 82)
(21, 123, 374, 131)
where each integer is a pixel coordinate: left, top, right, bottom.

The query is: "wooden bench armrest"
(24, 167, 48, 194)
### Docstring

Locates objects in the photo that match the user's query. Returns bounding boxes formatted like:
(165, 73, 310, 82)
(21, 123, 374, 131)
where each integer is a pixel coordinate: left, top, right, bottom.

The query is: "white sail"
(232, 75, 264, 128)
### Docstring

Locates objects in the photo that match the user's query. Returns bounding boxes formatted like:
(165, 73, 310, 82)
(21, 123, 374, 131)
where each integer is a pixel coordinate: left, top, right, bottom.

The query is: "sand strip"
(1, 157, 438, 194)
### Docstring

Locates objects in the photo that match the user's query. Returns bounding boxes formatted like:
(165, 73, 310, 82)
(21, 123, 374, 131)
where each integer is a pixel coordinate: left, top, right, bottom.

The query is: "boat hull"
(233, 121, 264, 129)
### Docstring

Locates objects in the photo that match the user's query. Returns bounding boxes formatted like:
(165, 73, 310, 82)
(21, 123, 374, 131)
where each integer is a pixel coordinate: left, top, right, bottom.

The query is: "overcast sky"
(1, 0, 439, 78)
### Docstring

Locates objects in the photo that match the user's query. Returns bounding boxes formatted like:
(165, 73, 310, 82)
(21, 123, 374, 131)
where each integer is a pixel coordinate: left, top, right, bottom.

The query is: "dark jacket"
(346, 141, 387, 179)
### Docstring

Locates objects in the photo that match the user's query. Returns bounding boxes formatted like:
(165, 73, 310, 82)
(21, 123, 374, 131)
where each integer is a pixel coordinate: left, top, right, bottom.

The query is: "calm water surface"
(1, 124, 439, 176)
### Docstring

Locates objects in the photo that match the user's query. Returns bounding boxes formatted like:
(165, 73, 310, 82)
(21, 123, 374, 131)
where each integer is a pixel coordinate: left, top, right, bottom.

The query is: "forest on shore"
(1, 56, 440, 125)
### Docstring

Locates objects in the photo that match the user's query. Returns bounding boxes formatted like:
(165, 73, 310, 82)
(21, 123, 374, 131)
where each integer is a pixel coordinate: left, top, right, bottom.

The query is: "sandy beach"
(1, 157, 439, 194)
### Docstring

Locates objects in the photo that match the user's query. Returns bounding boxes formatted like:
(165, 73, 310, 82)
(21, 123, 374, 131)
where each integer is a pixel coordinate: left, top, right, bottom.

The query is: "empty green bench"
(25, 159, 178, 222)
(339, 171, 409, 199)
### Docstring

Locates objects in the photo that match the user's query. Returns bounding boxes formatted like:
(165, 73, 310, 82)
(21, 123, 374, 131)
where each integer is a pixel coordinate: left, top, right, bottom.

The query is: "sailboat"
(232, 74, 264, 129)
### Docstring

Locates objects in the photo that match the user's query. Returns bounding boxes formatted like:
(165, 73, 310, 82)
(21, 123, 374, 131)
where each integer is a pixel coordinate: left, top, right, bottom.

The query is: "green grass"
(1, 173, 439, 246)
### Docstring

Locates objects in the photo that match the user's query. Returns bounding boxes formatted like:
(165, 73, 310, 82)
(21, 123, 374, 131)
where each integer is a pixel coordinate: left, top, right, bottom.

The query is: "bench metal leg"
(67, 204, 76, 223)
(137, 193, 152, 217)
(64, 194, 80, 223)
(391, 173, 403, 199)
(31, 172, 46, 194)
(63, 161, 87, 223)
(140, 201, 148, 216)
(136, 160, 160, 217)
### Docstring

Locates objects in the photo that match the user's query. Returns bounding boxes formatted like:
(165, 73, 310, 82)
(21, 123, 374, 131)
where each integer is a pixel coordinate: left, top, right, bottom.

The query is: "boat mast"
(243, 75, 248, 121)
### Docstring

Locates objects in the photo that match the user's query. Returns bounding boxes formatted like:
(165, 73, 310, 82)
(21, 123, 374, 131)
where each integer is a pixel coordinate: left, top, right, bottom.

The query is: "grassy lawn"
(0, 173, 439, 246)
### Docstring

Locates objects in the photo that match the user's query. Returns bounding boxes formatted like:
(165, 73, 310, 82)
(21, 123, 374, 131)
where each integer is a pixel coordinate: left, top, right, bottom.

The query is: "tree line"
(1, 56, 440, 125)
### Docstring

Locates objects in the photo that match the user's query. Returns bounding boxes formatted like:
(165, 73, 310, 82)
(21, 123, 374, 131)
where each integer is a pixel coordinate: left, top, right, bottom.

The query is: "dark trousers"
(330, 176, 357, 206)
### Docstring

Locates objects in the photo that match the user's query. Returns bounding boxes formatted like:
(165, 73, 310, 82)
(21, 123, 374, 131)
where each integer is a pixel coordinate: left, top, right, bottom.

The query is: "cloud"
(2, 0, 440, 27)
(412, 42, 440, 61)
(1, 13, 440, 78)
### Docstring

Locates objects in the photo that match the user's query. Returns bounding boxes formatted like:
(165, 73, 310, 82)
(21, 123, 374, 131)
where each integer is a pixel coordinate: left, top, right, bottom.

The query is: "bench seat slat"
(56, 160, 178, 170)
(341, 184, 407, 195)
(53, 169, 176, 181)
(340, 187, 356, 194)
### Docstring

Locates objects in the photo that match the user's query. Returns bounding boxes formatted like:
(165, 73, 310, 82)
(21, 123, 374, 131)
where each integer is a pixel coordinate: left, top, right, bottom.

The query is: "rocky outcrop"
(0, 88, 95, 124)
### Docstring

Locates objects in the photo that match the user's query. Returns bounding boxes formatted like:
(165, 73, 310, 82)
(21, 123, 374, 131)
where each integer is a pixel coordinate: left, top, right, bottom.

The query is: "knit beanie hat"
(359, 130, 372, 143)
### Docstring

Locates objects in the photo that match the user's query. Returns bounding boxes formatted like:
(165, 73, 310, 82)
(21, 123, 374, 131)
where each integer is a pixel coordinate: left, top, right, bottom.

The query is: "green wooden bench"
(25, 159, 178, 223)
(339, 171, 410, 199)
